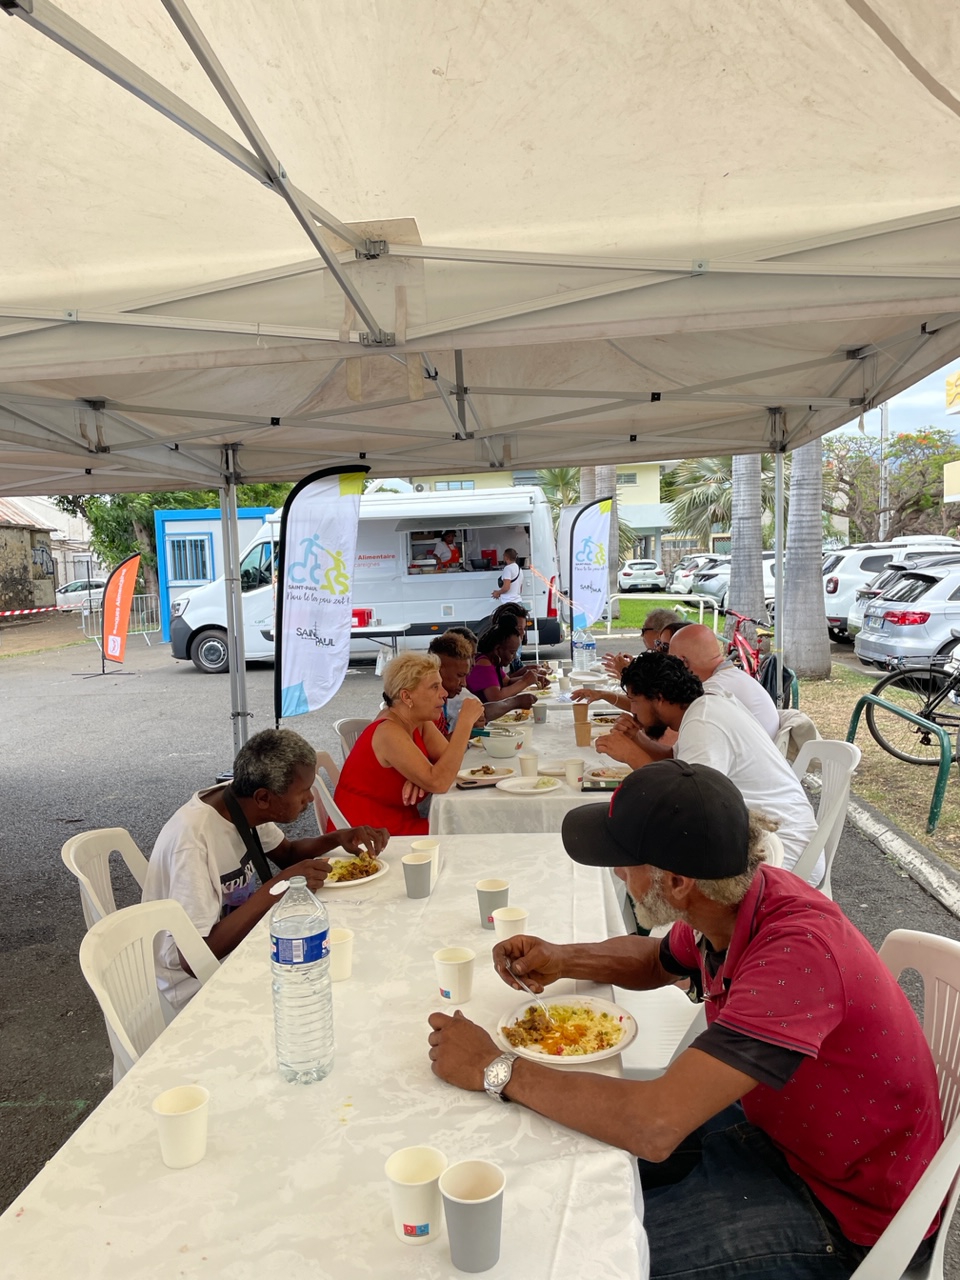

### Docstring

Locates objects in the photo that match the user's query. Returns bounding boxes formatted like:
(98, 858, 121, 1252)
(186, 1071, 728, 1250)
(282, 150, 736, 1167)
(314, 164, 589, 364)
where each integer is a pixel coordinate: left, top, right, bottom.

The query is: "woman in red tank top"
(334, 653, 484, 835)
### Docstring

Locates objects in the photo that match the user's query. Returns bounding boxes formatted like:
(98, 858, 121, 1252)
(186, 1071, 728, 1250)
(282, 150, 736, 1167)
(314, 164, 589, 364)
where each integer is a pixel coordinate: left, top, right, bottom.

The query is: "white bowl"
(483, 730, 524, 759)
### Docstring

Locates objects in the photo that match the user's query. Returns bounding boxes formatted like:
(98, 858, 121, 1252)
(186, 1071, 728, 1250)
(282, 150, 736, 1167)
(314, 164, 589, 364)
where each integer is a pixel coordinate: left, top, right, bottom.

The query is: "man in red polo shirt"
(426, 762, 943, 1278)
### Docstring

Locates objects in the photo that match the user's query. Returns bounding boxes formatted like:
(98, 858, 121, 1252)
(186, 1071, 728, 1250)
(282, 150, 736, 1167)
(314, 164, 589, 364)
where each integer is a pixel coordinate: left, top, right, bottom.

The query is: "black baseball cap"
(561, 760, 749, 878)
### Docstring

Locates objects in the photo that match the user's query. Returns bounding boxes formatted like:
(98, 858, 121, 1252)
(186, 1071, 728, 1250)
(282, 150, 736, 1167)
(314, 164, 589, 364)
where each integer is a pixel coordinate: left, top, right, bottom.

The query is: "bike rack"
(846, 694, 953, 833)
(602, 593, 721, 636)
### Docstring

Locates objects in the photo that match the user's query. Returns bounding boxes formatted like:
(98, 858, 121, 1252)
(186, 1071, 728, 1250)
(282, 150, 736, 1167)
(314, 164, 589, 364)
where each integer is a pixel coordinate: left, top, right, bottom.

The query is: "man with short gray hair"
(143, 728, 388, 1008)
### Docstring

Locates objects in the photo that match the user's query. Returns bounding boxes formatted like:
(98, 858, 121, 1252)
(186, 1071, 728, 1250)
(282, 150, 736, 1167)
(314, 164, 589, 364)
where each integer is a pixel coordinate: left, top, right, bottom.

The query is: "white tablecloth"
(431, 711, 622, 835)
(1, 834, 648, 1280)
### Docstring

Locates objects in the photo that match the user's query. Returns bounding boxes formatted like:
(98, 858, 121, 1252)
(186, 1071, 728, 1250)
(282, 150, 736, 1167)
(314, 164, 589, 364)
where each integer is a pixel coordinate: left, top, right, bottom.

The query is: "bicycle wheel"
(865, 670, 957, 765)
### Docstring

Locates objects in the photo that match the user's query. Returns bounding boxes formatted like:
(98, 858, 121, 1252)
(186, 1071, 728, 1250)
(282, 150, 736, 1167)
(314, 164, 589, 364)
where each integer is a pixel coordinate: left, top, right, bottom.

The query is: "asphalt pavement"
(1, 634, 959, 1272)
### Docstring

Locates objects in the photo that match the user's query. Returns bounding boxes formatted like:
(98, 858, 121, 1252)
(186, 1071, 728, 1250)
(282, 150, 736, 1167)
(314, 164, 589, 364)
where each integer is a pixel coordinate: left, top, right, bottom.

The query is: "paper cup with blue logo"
(434, 946, 475, 1004)
(385, 1145, 448, 1245)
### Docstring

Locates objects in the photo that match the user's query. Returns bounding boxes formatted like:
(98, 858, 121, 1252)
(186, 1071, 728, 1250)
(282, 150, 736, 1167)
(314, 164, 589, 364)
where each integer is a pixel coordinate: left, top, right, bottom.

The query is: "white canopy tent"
(1, 0, 958, 747)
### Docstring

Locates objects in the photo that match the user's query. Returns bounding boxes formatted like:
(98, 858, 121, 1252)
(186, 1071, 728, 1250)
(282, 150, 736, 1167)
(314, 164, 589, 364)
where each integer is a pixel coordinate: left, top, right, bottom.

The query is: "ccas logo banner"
(274, 467, 368, 720)
(570, 498, 612, 628)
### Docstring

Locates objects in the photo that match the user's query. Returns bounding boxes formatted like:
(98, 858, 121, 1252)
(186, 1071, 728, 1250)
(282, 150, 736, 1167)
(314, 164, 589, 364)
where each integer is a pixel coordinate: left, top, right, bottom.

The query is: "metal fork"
(504, 959, 555, 1025)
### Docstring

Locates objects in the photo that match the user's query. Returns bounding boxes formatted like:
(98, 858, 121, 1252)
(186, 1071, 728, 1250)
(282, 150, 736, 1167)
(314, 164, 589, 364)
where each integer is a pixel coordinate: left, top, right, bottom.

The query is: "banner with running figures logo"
(567, 497, 612, 629)
(274, 466, 369, 720)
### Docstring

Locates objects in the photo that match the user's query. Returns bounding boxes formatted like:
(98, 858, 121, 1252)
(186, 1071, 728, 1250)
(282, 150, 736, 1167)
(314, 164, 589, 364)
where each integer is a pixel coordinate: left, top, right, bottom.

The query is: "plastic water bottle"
(572, 628, 588, 670)
(582, 632, 597, 668)
(270, 876, 334, 1084)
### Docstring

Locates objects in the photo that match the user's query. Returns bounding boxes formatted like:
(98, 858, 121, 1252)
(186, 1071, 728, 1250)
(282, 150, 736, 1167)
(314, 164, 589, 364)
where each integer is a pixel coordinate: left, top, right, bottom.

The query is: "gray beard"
(630, 873, 689, 931)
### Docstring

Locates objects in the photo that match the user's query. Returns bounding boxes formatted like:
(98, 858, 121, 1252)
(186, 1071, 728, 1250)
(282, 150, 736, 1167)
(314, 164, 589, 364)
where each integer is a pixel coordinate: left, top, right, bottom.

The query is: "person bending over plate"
(334, 652, 483, 836)
(427, 762, 943, 1280)
(428, 630, 535, 736)
(466, 621, 542, 703)
(142, 728, 387, 1010)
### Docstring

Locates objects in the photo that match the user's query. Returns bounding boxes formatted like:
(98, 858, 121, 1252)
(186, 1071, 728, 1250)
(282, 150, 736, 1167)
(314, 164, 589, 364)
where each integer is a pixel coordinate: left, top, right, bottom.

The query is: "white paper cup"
(517, 752, 538, 777)
(565, 757, 584, 790)
(328, 927, 354, 981)
(385, 1144, 448, 1246)
(440, 1160, 506, 1273)
(476, 878, 509, 929)
(412, 837, 441, 889)
(532, 703, 548, 724)
(402, 852, 433, 899)
(492, 906, 529, 941)
(558, 675, 571, 691)
(434, 947, 475, 1004)
(152, 1085, 209, 1169)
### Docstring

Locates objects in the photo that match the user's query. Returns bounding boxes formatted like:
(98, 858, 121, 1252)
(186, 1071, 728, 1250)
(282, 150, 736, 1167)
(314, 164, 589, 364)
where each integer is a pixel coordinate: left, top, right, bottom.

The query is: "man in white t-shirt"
(142, 729, 389, 1009)
(596, 651, 820, 882)
(491, 547, 523, 604)
(670, 623, 779, 739)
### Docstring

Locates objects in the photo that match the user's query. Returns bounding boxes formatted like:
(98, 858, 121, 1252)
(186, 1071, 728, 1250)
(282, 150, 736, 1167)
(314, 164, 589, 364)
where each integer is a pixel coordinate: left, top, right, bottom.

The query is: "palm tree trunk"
(580, 467, 597, 503)
(783, 440, 831, 678)
(594, 464, 619, 620)
(726, 454, 769, 638)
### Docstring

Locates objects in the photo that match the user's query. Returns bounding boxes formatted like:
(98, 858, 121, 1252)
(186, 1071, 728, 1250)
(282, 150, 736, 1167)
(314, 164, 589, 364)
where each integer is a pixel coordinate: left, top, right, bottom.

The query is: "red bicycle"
(724, 610, 773, 679)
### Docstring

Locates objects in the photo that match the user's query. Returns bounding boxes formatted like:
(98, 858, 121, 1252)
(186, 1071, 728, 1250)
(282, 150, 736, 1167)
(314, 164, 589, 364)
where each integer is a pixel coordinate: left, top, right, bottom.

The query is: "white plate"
(497, 709, 533, 722)
(495, 995, 638, 1064)
(495, 776, 561, 795)
(584, 766, 631, 782)
(457, 766, 514, 785)
(321, 856, 389, 888)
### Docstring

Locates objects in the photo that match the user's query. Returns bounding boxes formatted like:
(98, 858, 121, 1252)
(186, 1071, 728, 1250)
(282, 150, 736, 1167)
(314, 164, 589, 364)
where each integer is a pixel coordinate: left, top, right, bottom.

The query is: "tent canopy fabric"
(1, 0, 959, 495)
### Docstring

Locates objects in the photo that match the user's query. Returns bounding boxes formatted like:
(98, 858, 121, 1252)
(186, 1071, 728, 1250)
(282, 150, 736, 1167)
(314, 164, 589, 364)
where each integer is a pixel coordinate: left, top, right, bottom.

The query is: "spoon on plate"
(503, 958, 555, 1026)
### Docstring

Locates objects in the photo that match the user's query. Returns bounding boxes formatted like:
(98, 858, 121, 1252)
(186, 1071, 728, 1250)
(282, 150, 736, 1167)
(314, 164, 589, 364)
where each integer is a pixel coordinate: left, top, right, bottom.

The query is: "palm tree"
(727, 454, 769, 632)
(782, 440, 831, 677)
(537, 467, 580, 530)
(667, 455, 782, 547)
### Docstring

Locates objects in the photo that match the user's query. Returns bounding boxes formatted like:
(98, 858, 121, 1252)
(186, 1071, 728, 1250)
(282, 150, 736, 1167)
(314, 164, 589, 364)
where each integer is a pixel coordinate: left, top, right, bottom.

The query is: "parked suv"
(823, 537, 960, 642)
(617, 558, 665, 593)
(847, 553, 960, 641)
(854, 565, 960, 668)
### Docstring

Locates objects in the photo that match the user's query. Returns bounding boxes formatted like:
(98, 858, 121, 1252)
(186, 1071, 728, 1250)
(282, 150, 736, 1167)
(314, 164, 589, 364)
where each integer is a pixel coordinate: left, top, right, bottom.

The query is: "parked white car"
(617, 558, 665, 592)
(669, 554, 720, 594)
(55, 578, 106, 612)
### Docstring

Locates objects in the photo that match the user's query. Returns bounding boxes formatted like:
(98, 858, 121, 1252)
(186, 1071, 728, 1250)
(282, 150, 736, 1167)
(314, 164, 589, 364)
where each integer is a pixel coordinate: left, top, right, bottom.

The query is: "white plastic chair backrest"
(311, 750, 342, 833)
(79, 900, 219, 1078)
(850, 929, 960, 1280)
(312, 769, 350, 831)
(333, 717, 372, 762)
(789, 740, 861, 896)
(61, 828, 149, 928)
(759, 828, 785, 868)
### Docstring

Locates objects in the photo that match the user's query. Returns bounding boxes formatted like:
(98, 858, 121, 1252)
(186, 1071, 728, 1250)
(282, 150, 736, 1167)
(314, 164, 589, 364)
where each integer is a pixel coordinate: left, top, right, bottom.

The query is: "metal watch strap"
(484, 1052, 518, 1102)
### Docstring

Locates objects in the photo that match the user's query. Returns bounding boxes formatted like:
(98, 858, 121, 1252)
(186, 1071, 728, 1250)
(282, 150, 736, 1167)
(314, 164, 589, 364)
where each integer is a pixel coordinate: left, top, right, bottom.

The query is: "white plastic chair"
(79, 900, 220, 1082)
(333, 717, 371, 762)
(61, 828, 149, 927)
(850, 929, 960, 1279)
(311, 750, 343, 832)
(790, 739, 861, 896)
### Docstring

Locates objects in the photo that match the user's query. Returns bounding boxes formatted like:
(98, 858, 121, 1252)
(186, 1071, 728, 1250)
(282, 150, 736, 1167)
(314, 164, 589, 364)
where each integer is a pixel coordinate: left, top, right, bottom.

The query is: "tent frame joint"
(358, 330, 396, 347)
(0, 0, 31, 13)
(356, 239, 387, 260)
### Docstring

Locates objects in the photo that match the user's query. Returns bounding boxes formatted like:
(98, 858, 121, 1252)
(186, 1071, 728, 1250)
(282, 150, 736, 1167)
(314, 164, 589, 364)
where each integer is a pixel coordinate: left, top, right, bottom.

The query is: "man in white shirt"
(491, 547, 523, 604)
(596, 651, 820, 881)
(670, 623, 779, 739)
(142, 728, 388, 1008)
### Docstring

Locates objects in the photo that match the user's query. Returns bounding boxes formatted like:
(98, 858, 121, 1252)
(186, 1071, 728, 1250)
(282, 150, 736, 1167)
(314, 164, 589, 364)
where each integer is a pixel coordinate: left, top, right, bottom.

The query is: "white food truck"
(169, 486, 563, 673)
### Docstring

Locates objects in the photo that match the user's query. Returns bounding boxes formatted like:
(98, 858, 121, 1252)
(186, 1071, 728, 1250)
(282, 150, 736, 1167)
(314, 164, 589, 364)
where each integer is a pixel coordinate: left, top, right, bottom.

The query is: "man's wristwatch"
(483, 1052, 518, 1102)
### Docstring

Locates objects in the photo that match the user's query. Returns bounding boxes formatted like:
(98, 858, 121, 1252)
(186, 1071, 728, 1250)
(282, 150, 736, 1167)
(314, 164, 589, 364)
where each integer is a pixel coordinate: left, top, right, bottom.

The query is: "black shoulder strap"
(221, 786, 275, 886)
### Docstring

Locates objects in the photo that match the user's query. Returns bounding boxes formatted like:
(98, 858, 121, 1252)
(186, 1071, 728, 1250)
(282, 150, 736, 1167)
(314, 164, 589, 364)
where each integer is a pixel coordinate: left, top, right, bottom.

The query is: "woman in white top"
(431, 529, 461, 570)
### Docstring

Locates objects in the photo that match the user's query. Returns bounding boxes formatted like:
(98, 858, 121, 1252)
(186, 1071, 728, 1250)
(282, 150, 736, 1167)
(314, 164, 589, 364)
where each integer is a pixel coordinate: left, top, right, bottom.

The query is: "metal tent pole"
(220, 444, 251, 756)
(771, 411, 786, 708)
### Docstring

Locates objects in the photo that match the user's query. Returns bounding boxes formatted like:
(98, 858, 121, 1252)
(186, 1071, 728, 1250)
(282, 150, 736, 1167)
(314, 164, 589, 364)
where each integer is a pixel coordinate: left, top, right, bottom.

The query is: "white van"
(169, 486, 563, 673)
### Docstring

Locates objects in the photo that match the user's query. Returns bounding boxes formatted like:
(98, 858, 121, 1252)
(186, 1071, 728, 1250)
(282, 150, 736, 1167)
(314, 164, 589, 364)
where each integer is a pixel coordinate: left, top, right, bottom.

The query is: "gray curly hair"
(232, 728, 316, 797)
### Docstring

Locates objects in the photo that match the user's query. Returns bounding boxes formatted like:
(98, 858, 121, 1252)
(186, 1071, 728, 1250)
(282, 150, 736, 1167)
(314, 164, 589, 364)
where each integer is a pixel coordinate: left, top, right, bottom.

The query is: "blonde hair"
(382, 652, 441, 705)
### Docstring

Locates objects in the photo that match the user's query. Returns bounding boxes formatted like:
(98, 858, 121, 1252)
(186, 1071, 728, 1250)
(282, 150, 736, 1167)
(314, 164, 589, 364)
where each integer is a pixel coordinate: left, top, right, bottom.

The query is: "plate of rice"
(496, 995, 637, 1064)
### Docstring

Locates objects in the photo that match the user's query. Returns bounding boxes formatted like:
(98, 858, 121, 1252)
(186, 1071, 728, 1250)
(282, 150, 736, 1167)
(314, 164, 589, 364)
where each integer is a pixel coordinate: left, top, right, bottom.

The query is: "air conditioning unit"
(414, 483, 426, 492)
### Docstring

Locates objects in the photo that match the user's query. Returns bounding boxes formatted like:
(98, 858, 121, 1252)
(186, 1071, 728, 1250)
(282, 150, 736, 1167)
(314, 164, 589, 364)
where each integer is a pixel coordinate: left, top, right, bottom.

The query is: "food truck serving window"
(404, 523, 531, 575)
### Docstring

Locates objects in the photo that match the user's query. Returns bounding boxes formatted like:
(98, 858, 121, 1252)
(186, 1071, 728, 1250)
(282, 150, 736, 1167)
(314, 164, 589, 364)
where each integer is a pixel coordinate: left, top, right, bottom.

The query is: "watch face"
(486, 1057, 512, 1088)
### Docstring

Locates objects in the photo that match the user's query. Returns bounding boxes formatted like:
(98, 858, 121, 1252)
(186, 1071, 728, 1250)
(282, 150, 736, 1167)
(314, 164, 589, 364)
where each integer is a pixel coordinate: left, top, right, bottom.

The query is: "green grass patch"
(592, 598, 705, 631)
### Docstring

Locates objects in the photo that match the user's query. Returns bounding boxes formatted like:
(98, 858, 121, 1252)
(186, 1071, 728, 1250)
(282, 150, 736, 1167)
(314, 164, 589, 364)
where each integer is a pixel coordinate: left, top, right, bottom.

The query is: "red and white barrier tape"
(0, 606, 61, 617)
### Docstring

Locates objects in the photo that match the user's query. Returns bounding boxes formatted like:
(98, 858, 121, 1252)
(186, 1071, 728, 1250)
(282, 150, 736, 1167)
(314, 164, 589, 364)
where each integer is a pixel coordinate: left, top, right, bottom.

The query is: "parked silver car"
(693, 553, 775, 611)
(823, 537, 960, 642)
(847, 553, 960, 640)
(668, 554, 714, 593)
(854, 565, 960, 668)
